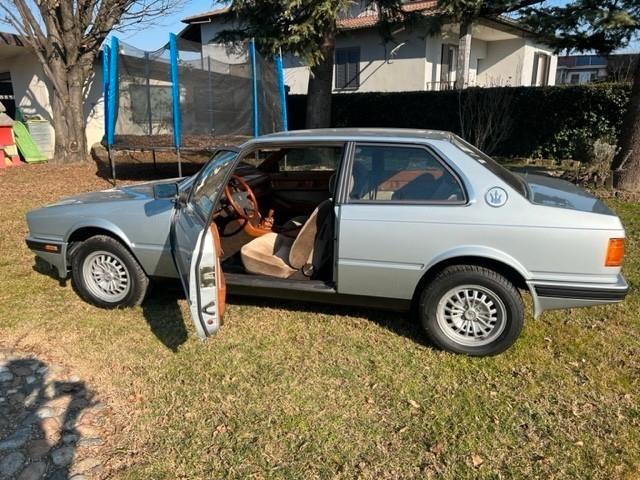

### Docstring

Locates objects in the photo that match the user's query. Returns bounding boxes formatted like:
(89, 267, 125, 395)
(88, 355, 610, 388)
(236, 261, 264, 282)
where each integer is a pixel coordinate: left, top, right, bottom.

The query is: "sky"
(121, 0, 218, 50)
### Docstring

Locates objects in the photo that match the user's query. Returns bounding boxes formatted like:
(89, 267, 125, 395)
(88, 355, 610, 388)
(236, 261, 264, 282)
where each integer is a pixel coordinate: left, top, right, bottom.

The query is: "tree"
(459, 86, 515, 154)
(0, 0, 183, 163)
(217, 0, 413, 129)
(520, 1, 640, 191)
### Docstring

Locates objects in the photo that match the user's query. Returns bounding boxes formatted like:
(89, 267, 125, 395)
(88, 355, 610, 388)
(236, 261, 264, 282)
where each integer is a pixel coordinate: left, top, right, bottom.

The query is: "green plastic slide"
(13, 121, 48, 163)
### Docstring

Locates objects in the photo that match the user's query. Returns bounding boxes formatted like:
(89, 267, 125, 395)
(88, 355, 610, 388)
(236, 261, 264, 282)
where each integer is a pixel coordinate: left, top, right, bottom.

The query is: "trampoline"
(102, 34, 288, 182)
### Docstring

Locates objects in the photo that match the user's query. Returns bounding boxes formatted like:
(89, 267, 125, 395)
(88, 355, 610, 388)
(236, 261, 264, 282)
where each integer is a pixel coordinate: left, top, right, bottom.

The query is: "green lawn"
(0, 163, 639, 479)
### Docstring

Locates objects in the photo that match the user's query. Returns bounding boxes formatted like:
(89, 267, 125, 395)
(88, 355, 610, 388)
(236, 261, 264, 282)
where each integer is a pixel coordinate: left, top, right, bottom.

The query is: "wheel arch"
(65, 224, 146, 275)
(412, 250, 534, 313)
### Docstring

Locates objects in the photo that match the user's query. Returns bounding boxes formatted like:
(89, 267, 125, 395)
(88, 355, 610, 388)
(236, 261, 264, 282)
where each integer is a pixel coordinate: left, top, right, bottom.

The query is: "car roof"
(245, 128, 454, 145)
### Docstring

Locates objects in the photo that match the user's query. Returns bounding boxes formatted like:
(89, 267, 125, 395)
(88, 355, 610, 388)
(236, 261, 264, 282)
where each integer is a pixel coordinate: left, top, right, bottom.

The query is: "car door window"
(278, 147, 341, 172)
(349, 145, 465, 203)
(190, 150, 238, 219)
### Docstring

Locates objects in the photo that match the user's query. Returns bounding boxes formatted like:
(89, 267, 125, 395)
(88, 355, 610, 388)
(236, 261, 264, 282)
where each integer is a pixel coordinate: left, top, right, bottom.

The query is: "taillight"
(605, 238, 625, 267)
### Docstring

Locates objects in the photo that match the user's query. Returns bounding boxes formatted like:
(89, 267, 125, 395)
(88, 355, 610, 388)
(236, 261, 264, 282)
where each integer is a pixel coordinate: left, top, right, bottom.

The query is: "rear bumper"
(26, 237, 68, 279)
(529, 274, 628, 317)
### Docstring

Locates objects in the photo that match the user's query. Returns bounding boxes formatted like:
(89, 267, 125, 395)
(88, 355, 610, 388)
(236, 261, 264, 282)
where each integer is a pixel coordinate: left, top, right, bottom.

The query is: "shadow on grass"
(226, 295, 431, 348)
(141, 280, 187, 353)
(32, 258, 67, 287)
(31, 252, 428, 350)
(0, 357, 95, 479)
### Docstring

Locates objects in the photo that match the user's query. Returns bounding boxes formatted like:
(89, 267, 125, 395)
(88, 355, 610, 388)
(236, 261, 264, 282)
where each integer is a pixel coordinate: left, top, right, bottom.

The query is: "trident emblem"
(485, 187, 508, 207)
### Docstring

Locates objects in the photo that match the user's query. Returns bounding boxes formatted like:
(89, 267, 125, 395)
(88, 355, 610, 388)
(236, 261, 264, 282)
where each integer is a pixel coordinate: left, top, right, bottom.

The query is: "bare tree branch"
(0, 0, 185, 163)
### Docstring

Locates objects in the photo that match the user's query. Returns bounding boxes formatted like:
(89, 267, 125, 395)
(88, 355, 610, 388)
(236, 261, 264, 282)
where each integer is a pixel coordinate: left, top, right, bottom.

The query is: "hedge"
(286, 83, 631, 160)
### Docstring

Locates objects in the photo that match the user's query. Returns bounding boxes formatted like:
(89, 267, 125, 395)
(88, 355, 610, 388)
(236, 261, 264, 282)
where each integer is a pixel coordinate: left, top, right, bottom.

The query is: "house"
(180, 0, 558, 95)
(0, 31, 104, 158)
(556, 54, 638, 85)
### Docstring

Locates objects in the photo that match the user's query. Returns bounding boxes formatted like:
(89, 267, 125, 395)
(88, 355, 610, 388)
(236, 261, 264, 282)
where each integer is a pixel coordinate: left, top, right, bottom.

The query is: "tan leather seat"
(240, 200, 333, 278)
(239, 232, 297, 278)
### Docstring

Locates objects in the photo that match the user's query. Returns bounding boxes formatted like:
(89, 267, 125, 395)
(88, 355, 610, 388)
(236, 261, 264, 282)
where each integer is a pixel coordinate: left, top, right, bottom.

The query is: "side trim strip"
(534, 285, 628, 301)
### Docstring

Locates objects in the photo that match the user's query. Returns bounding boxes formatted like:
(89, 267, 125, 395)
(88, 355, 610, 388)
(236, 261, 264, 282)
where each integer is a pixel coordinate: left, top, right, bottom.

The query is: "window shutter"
(335, 49, 347, 89)
(348, 48, 360, 88)
(531, 53, 540, 86)
(335, 47, 360, 89)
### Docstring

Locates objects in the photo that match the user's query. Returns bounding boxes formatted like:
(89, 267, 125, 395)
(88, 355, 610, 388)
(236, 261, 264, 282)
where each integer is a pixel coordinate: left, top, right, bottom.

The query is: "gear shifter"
(259, 209, 275, 230)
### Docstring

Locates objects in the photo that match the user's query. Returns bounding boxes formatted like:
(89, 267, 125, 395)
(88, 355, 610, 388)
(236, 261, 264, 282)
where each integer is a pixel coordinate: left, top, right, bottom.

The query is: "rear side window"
(280, 147, 342, 172)
(451, 135, 528, 198)
(349, 145, 465, 203)
(256, 146, 342, 172)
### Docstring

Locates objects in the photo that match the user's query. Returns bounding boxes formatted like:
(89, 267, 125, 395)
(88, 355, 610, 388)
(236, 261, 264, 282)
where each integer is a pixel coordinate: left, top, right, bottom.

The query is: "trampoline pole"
(152, 149, 157, 170)
(249, 38, 259, 137)
(108, 146, 116, 185)
(177, 148, 182, 178)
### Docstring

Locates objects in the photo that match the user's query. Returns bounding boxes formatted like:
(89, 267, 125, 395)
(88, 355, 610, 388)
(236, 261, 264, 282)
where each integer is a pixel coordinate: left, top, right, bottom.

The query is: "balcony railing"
(426, 81, 468, 91)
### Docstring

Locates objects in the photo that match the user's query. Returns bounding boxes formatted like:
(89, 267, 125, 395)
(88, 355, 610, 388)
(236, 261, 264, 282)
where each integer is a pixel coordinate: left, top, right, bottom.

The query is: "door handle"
(202, 302, 217, 316)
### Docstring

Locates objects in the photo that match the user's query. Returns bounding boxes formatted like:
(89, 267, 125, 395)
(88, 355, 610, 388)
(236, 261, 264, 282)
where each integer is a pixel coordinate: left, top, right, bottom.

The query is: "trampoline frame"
(102, 36, 288, 184)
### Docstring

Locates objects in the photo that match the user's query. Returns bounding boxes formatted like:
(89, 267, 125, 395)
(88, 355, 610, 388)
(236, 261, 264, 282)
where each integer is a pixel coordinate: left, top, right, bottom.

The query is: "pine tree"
(520, 1, 640, 191)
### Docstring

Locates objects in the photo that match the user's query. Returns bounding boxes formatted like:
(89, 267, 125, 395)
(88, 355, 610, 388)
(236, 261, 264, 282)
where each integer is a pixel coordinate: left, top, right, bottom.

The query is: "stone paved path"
(0, 349, 109, 479)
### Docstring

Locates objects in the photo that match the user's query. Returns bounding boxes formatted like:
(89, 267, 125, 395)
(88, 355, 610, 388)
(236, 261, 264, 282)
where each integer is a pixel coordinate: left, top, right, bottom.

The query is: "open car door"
(184, 225, 226, 338)
(171, 150, 237, 338)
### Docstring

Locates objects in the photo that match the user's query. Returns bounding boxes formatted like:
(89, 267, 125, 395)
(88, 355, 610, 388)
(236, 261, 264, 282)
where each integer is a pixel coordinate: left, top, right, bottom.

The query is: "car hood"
(518, 173, 613, 215)
(45, 178, 183, 207)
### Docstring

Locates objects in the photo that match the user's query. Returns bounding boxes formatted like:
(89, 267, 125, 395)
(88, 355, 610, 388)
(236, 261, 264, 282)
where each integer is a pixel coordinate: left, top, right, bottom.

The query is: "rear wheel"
(419, 265, 524, 356)
(71, 235, 149, 309)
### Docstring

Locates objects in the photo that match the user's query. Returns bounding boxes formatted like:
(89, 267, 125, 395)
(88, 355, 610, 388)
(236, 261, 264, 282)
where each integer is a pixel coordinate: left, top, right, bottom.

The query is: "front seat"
(240, 199, 334, 279)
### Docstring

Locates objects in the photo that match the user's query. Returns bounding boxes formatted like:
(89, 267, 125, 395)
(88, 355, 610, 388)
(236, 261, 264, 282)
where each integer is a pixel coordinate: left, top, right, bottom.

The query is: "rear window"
(451, 136, 528, 198)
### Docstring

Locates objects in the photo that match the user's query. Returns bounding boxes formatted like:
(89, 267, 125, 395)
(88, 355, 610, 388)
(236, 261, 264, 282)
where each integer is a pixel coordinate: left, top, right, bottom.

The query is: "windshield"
(189, 150, 238, 219)
(450, 135, 528, 198)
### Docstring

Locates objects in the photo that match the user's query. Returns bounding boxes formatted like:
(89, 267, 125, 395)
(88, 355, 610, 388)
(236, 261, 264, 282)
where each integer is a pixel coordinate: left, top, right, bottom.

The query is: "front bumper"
(26, 237, 68, 279)
(529, 274, 629, 317)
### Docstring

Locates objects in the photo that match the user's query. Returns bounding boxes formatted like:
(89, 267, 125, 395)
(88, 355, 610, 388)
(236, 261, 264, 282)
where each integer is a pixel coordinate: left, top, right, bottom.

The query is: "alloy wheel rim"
(436, 284, 507, 347)
(82, 251, 130, 303)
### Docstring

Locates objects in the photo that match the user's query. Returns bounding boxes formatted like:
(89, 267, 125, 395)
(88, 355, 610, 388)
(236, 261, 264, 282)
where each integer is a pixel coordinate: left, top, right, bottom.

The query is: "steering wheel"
(220, 175, 260, 236)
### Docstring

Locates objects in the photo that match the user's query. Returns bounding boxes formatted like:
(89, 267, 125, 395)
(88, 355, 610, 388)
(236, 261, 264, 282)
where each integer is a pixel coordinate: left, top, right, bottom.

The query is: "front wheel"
(419, 265, 524, 356)
(71, 235, 149, 309)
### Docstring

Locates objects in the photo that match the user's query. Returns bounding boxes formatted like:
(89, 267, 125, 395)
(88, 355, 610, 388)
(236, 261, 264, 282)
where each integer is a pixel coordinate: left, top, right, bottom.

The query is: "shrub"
(286, 83, 631, 160)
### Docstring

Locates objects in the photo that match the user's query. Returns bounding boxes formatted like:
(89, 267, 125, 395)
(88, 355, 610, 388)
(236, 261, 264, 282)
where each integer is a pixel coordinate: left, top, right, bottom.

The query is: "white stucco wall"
(335, 28, 427, 93)
(525, 40, 557, 86)
(2, 49, 104, 157)
(281, 29, 555, 94)
(198, 16, 558, 95)
(477, 38, 526, 86)
(426, 27, 488, 88)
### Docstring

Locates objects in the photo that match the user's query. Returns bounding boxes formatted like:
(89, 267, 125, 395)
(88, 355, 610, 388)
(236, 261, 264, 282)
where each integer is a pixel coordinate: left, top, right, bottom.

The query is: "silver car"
(25, 129, 628, 356)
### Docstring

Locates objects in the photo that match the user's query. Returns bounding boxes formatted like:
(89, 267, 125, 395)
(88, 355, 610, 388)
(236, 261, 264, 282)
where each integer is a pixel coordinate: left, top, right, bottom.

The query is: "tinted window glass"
(191, 150, 238, 219)
(450, 135, 528, 198)
(279, 147, 342, 172)
(349, 145, 465, 203)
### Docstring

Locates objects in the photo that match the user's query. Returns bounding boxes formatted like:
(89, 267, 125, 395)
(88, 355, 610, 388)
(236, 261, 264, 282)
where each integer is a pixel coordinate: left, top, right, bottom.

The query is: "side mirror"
(153, 183, 179, 200)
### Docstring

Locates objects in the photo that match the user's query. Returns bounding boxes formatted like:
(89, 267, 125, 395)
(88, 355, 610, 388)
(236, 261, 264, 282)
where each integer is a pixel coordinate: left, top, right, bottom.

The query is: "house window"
(440, 44, 458, 89)
(570, 73, 580, 84)
(335, 47, 360, 90)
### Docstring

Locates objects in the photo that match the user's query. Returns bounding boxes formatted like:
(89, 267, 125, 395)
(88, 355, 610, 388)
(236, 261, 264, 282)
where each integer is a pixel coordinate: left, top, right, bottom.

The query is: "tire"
(419, 265, 524, 356)
(70, 235, 149, 309)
